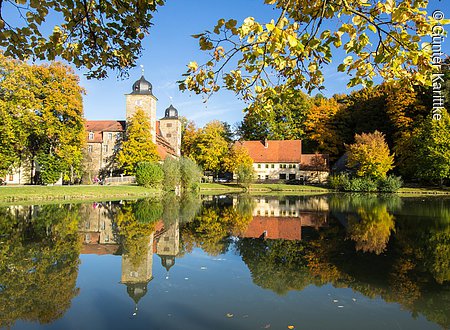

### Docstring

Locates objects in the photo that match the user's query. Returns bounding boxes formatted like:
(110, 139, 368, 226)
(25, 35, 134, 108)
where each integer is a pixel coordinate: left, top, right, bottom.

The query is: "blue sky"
(4, 0, 450, 126)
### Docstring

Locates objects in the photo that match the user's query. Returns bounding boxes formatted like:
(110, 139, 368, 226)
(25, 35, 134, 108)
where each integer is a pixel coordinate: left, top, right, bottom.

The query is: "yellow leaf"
(287, 34, 298, 47)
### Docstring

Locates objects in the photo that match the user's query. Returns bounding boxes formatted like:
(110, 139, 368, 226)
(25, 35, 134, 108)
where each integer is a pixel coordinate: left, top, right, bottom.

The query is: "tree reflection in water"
(0, 204, 81, 328)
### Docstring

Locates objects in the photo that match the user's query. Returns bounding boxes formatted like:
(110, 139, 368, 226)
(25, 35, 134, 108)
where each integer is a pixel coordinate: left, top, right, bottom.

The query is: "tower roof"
(162, 104, 178, 119)
(131, 75, 153, 95)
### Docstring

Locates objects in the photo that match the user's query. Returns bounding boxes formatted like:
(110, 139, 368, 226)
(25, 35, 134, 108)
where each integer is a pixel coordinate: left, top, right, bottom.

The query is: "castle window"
(9, 174, 13, 181)
(167, 123, 172, 128)
(164, 247, 170, 252)
(265, 164, 269, 168)
(271, 164, 275, 168)
(88, 132, 94, 140)
(166, 133, 172, 138)
(135, 100, 142, 106)
(87, 145, 93, 153)
(103, 145, 108, 153)
(108, 133, 113, 140)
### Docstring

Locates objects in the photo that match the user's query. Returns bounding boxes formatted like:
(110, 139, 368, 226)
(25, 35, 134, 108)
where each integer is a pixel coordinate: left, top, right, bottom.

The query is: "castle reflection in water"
(77, 195, 329, 308)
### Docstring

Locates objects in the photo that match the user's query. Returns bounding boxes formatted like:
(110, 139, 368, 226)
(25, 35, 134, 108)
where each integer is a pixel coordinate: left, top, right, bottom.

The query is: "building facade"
(235, 139, 329, 183)
(85, 75, 182, 179)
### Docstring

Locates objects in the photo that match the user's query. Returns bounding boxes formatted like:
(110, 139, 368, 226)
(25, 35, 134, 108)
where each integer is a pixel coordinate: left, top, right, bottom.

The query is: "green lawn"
(0, 184, 160, 203)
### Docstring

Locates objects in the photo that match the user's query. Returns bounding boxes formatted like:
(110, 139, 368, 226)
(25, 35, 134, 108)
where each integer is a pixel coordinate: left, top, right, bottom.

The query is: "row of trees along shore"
(1, 53, 448, 186)
(1, 1, 449, 186)
(181, 80, 450, 186)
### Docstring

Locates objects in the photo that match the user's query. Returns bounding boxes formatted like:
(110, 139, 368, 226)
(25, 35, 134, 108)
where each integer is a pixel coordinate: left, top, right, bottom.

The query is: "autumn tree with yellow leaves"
(347, 131, 394, 179)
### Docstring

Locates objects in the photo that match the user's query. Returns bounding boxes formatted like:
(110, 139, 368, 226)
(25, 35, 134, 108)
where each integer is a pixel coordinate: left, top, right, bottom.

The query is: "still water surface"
(0, 193, 449, 330)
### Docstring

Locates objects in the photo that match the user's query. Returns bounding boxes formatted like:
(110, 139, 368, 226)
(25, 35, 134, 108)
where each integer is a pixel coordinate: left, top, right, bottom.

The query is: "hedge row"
(329, 173, 403, 192)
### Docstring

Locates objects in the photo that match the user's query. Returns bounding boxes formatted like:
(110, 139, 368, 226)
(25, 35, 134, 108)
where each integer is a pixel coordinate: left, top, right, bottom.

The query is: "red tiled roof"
(235, 140, 302, 163)
(86, 120, 126, 132)
(156, 134, 176, 159)
(156, 121, 162, 136)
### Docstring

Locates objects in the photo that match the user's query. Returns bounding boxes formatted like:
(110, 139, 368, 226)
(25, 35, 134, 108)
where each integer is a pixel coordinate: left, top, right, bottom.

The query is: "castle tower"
(125, 75, 157, 144)
(159, 105, 182, 156)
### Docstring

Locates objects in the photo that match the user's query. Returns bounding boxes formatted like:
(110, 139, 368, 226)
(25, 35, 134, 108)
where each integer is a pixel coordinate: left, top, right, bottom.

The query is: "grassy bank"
(397, 187, 450, 195)
(199, 182, 329, 193)
(0, 185, 160, 203)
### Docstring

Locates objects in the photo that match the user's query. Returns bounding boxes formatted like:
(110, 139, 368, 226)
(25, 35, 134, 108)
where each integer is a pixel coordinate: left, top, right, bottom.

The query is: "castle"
(85, 74, 182, 179)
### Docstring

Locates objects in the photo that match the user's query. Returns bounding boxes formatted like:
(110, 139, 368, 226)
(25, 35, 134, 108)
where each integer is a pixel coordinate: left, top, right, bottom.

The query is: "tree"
(179, 157, 203, 192)
(180, 0, 439, 102)
(162, 157, 181, 191)
(238, 91, 310, 141)
(180, 119, 199, 157)
(117, 108, 160, 175)
(346, 131, 394, 179)
(399, 111, 450, 185)
(223, 144, 253, 173)
(304, 95, 348, 158)
(0, 0, 164, 78)
(236, 163, 256, 190)
(0, 53, 85, 184)
(190, 120, 229, 174)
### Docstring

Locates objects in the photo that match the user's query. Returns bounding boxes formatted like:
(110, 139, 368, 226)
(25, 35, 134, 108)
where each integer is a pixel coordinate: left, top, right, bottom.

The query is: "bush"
(162, 157, 181, 191)
(328, 173, 350, 190)
(378, 175, 403, 192)
(135, 161, 164, 188)
(343, 177, 378, 192)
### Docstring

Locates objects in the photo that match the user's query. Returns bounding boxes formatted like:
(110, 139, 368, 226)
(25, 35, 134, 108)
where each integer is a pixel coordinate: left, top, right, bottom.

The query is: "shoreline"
(0, 183, 448, 205)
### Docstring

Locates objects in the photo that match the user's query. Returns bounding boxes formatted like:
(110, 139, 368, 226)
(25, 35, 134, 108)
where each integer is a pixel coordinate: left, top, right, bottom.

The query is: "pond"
(0, 193, 449, 330)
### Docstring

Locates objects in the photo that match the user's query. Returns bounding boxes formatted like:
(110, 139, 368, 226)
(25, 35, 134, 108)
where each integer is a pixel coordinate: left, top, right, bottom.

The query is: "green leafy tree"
(238, 91, 310, 141)
(180, 0, 441, 101)
(117, 108, 160, 175)
(236, 163, 256, 190)
(347, 131, 394, 179)
(398, 111, 450, 185)
(162, 157, 181, 191)
(0, 0, 164, 78)
(135, 161, 164, 188)
(179, 156, 203, 192)
(190, 120, 229, 174)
